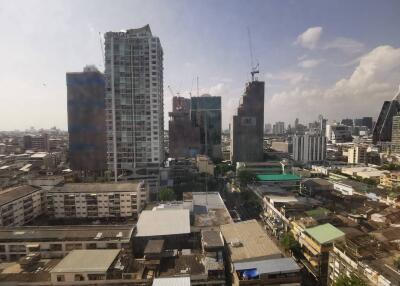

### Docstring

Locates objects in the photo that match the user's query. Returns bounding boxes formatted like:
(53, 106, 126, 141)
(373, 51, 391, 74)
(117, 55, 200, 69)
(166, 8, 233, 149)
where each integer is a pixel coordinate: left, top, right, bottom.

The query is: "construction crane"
(167, 85, 180, 98)
(247, 27, 259, 81)
(99, 32, 105, 69)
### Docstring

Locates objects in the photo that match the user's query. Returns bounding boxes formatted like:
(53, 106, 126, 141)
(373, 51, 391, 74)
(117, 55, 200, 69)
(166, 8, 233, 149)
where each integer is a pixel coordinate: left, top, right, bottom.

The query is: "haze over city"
(1, 0, 400, 130)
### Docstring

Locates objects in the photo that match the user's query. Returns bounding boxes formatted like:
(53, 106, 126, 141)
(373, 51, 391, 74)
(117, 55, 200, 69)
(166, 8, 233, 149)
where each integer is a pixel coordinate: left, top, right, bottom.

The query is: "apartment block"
(0, 185, 44, 226)
(104, 25, 164, 194)
(46, 181, 148, 219)
(347, 145, 367, 164)
(292, 133, 326, 164)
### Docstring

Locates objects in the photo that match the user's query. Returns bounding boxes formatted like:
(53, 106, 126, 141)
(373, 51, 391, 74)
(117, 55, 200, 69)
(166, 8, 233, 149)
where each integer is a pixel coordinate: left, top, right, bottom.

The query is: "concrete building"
(66, 66, 107, 173)
(325, 124, 352, 143)
(292, 133, 326, 164)
(347, 145, 367, 164)
(104, 25, 164, 195)
(391, 113, 400, 153)
(46, 181, 148, 219)
(168, 96, 201, 158)
(230, 81, 265, 163)
(23, 134, 49, 151)
(221, 220, 301, 285)
(0, 225, 132, 261)
(195, 155, 215, 176)
(191, 95, 222, 160)
(50, 249, 122, 283)
(0, 185, 44, 226)
(273, 121, 285, 135)
(373, 88, 400, 144)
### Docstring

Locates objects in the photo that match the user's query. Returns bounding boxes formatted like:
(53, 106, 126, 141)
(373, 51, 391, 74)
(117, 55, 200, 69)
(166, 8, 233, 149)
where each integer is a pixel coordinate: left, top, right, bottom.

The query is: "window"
(74, 274, 85, 281)
(57, 275, 65, 282)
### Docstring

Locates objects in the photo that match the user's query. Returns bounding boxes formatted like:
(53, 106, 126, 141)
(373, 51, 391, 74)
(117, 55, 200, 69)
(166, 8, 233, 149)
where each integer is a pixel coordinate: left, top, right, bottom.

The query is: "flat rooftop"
(234, 257, 300, 275)
(136, 209, 190, 237)
(153, 277, 191, 286)
(0, 185, 40, 206)
(305, 223, 345, 244)
(221, 220, 281, 263)
(256, 174, 301, 182)
(0, 225, 133, 242)
(51, 181, 142, 193)
(51, 249, 120, 273)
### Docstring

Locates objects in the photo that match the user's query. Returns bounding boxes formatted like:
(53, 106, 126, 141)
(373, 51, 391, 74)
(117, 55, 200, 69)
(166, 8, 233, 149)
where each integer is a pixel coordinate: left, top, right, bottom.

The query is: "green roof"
(305, 207, 331, 219)
(256, 174, 301, 181)
(305, 223, 345, 245)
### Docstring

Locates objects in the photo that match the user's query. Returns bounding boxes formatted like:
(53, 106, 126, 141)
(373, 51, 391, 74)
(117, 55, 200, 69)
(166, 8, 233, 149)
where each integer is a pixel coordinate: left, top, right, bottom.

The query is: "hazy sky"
(1, 0, 400, 131)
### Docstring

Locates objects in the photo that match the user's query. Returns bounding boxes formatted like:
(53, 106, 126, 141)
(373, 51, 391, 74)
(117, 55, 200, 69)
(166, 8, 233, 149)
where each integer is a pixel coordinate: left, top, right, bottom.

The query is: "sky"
(1, 0, 400, 131)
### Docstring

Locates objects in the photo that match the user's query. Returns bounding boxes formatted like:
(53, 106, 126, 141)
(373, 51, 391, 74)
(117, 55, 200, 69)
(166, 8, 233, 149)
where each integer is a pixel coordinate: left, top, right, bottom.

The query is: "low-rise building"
(196, 155, 215, 175)
(380, 171, 400, 190)
(46, 181, 148, 219)
(0, 225, 132, 261)
(0, 185, 44, 226)
(221, 220, 301, 285)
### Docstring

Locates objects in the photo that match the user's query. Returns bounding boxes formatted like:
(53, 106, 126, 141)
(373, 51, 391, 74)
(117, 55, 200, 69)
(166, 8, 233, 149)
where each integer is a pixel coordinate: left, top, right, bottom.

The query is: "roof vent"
(230, 239, 242, 247)
(94, 232, 103, 240)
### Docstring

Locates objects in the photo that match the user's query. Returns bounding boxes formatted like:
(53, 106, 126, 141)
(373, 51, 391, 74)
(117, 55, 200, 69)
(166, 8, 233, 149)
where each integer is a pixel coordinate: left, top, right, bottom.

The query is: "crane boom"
(247, 27, 259, 81)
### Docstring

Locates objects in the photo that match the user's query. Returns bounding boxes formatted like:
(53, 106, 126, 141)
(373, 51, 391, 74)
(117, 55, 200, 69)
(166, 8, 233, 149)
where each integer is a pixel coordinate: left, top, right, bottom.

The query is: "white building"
(347, 145, 367, 164)
(292, 133, 326, 164)
(104, 25, 164, 195)
(46, 181, 148, 219)
(326, 124, 352, 143)
(0, 185, 44, 226)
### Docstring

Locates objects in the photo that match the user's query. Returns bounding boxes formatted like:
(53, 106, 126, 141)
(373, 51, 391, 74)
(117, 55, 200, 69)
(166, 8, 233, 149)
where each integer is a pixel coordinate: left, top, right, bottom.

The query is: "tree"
(237, 170, 255, 187)
(394, 257, 400, 270)
(159, 187, 176, 201)
(280, 233, 301, 255)
(333, 274, 367, 286)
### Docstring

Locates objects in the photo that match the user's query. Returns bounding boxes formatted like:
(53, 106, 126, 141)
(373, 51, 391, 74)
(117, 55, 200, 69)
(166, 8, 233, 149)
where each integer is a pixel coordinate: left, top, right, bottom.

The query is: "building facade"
(46, 182, 148, 219)
(190, 95, 222, 160)
(66, 66, 107, 173)
(347, 145, 367, 164)
(230, 81, 265, 163)
(273, 121, 285, 135)
(104, 25, 164, 195)
(292, 133, 326, 164)
(391, 113, 400, 153)
(373, 89, 400, 144)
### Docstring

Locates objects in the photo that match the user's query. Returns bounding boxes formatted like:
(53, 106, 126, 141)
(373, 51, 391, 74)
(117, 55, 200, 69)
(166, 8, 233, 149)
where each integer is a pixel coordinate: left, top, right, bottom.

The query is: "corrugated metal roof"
(136, 209, 190, 237)
(152, 277, 191, 286)
(234, 257, 300, 274)
(305, 223, 345, 244)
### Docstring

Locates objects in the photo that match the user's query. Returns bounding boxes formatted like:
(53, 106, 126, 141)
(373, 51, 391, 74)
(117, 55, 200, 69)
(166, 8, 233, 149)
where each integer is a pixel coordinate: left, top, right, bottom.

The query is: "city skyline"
(1, 0, 400, 131)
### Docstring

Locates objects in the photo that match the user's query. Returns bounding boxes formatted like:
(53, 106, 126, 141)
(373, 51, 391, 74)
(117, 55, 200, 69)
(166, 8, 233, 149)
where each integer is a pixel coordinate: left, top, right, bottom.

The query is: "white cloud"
(266, 45, 400, 123)
(323, 37, 365, 54)
(294, 26, 323, 50)
(266, 71, 309, 85)
(298, 58, 323, 68)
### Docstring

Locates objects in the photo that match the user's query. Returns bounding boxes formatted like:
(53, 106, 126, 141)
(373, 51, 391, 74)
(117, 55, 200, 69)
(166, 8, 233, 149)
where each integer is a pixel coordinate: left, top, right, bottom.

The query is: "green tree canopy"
(159, 187, 176, 201)
(237, 169, 255, 187)
(280, 233, 301, 254)
(333, 274, 367, 286)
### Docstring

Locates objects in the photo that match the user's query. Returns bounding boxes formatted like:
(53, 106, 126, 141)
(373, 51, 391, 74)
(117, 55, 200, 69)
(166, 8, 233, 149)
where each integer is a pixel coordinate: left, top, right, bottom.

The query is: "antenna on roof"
(247, 27, 259, 81)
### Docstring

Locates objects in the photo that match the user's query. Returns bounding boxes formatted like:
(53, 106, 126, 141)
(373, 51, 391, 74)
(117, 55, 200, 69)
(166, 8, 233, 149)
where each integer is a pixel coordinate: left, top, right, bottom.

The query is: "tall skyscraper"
(104, 25, 164, 194)
(191, 95, 222, 160)
(169, 96, 200, 158)
(66, 66, 106, 173)
(292, 133, 326, 164)
(231, 80, 265, 163)
(372, 89, 400, 144)
(391, 113, 400, 153)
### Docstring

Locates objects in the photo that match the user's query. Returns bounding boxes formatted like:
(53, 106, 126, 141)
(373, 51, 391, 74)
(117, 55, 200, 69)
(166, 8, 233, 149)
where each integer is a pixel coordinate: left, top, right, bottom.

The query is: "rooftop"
(0, 185, 40, 206)
(153, 277, 191, 286)
(202, 230, 224, 248)
(305, 223, 345, 244)
(256, 174, 301, 182)
(136, 209, 190, 237)
(51, 249, 120, 273)
(221, 220, 281, 262)
(52, 181, 142, 193)
(234, 257, 300, 275)
(0, 225, 133, 242)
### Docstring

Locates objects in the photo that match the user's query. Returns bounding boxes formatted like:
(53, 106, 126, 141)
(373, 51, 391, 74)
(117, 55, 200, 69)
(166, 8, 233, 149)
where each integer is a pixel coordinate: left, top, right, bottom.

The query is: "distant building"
(231, 80, 265, 163)
(104, 25, 164, 194)
(264, 123, 272, 134)
(326, 124, 352, 143)
(273, 121, 285, 135)
(347, 145, 367, 164)
(191, 95, 222, 160)
(341, 118, 353, 126)
(362, 116, 373, 129)
(23, 134, 49, 151)
(292, 133, 326, 164)
(66, 66, 107, 173)
(391, 113, 400, 153)
(372, 89, 400, 144)
(168, 96, 200, 158)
